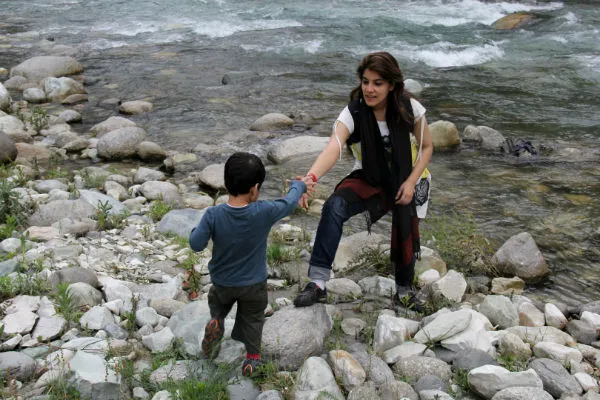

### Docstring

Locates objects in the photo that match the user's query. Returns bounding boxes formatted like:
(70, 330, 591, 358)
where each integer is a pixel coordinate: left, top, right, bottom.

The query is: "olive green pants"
(207, 280, 268, 355)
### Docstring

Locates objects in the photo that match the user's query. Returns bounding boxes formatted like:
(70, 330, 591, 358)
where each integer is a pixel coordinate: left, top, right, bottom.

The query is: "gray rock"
(463, 125, 507, 151)
(29, 199, 96, 226)
(140, 181, 181, 205)
(3, 76, 28, 91)
(336, 232, 388, 274)
(157, 208, 206, 239)
(415, 247, 448, 277)
(498, 331, 532, 359)
(419, 390, 454, 400)
(90, 116, 136, 137)
(263, 304, 332, 370)
(518, 301, 545, 327)
(32, 316, 67, 341)
(250, 113, 294, 132)
(467, 365, 543, 399)
(453, 348, 499, 371)
(58, 109, 82, 123)
(197, 163, 225, 190)
(415, 375, 448, 393)
(414, 309, 472, 344)
(10, 56, 83, 81)
(67, 282, 103, 308)
(268, 135, 329, 164)
(404, 79, 423, 95)
(347, 382, 379, 400)
(429, 120, 460, 151)
(580, 300, 600, 315)
(149, 298, 186, 317)
(23, 87, 47, 103)
(373, 314, 411, 353)
(327, 278, 363, 302)
(150, 360, 205, 385)
(394, 356, 452, 384)
(491, 387, 553, 400)
(0, 258, 19, 276)
(1, 311, 38, 335)
(133, 387, 150, 400)
(119, 100, 153, 115)
(142, 327, 175, 353)
(328, 350, 366, 391)
(214, 339, 245, 365)
(79, 189, 127, 215)
(50, 267, 99, 288)
(0, 115, 27, 140)
(0, 352, 37, 381)
(293, 356, 344, 400)
(533, 342, 583, 365)
(67, 350, 120, 400)
(104, 323, 129, 339)
(137, 141, 167, 161)
(341, 318, 366, 337)
(351, 350, 395, 387)
(96, 126, 146, 160)
(136, 307, 160, 327)
(529, 358, 582, 398)
(358, 275, 396, 298)
(151, 391, 172, 400)
(506, 326, 576, 347)
(566, 320, 598, 345)
(256, 390, 283, 400)
(0, 82, 10, 112)
(166, 300, 212, 356)
(227, 377, 261, 400)
(382, 342, 427, 364)
(478, 295, 519, 329)
(133, 167, 165, 184)
(79, 306, 114, 331)
(42, 77, 86, 101)
(0, 131, 17, 163)
(4, 295, 40, 314)
(492, 232, 548, 282)
(431, 270, 467, 303)
(377, 381, 419, 400)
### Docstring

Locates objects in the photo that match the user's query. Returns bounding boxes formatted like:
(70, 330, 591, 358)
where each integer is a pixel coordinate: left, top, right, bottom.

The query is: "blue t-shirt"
(189, 180, 306, 287)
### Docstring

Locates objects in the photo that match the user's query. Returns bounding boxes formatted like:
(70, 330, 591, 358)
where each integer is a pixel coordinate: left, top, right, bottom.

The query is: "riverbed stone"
(440, 309, 494, 354)
(478, 295, 519, 329)
(165, 300, 212, 356)
(263, 304, 332, 370)
(250, 113, 294, 132)
(23, 87, 47, 103)
(327, 278, 363, 301)
(431, 270, 467, 303)
(137, 141, 167, 161)
(11, 56, 83, 81)
(294, 356, 344, 400)
(157, 208, 205, 238)
(104, 180, 128, 201)
(529, 358, 583, 398)
(0, 352, 37, 381)
(90, 116, 137, 137)
(183, 193, 213, 209)
(382, 342, 427, 364)
(335, 231, 388, 273)
(68, 350, 120, 400)
(454, 348, 499, 371)
(97, 126, 146, 160)
(58, 109, 82, 123)
(415, 309, 472, 344)
(350, 350, 395, 387)
(518, 301, 545, 327)
(50, 267, 99, 288)
(149, 298, 186, 317)
(42, 77, 86, 101)
(378, 381, 418, 400)
(373, 314, 411, 353)
(140, 181, 182, 205)
(196, 163, 225, 190)
(0, 83, 10, 111)
(134, 167, 165, 184)
(429, 120, 460, 151)
(468, 365, 543, 399)
(492, 232, 548, 282)
(0, 115, 27, 140)
(120, 100, 153, 115)
(29, 199, 96, 226)
(268, 135, 329, 164)
(566, 320, 598, 345)
(31, 316, 67, 341)
(0, 131, 17, 163)
(490, 387, 553, 400)
(1, 311, 38, 335)
(418, 269, 441, 287)
(499, 331, 532, 359)
(491, 276, 525, 295)
(507, 325, 576, 347)
(463, 125, 506, 151)
(136, 307, 160, 327)
(79, 306, 115, 331)
(574, 372, 599, 392)
(142, 327, 175, 353)
(328, 350, 366, 391)
(492, 12, 536, 30)
(394, 356, 452, 383)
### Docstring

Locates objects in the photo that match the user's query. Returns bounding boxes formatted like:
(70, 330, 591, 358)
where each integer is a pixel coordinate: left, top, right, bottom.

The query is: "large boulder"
(249, 113, 294, 132)
(157, 208, 206, 239)
(267, 136, 329, 164)
(529, 358, 583, 398)
(463, 125, 507, 151)
(492, 12, 536, 30)
(29, 199, 96, 226)
(262, 304, 332, 370)
(0, 82, 11, 112)
(165, 300, 212, 356)
(0, 131, 17, 163)
(10, 56, 84, 81)
(492, 232, 548, 282)
(429, 120, 460, 151)
(96, 127, 146, 160)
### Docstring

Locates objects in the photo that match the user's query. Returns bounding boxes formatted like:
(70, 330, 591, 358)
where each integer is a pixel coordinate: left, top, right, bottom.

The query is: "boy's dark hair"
(224, 152, 266, 196)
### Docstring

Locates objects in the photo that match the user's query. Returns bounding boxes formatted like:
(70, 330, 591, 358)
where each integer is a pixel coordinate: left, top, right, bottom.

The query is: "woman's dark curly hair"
(350, 51, 414, 127)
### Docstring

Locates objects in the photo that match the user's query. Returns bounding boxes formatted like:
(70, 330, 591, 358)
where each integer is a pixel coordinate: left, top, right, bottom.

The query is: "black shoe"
(293, 282, 327, 307)
(241, 358, 263, 377)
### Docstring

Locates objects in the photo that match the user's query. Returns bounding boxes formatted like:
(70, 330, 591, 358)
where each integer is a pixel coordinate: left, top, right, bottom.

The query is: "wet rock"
(97, 126, 147, 160)
(394, 356, 452, 383)
(137, 141, 167, 161)
(250, 113, 294, 132)
(492, 12, 536, 30)
(157, 208, 206, 239)
(0, 131, 17, 163)
(42, 77, 86, 101)
(490, 387, 553, 400)
(90, 116, 137, 137)
(404, 78, 423, 95)
(62, 93, 88, 104)
(328, 350, 366, 391)
(580, 300, 600, 315)
(529, 358, 582, 398)
(221, 71, 261, 85)
(491, 276, 525, 295)
(11, 56, 83, 81)
(478, 295, 519, 329)
(293, 356, 344, 400)
(492, 232, 548, 282)
(0, 352, 37, 381)
(120, 100, 153, 115)
(463, 125, 507, 151)
(58, 109, 82, 123)
(429, 120, 459, 151)
(263, 304, 332, 370)
(432, 270, 467, 303)
(467, 365, 543, 399)
(23, 87, 47, 103)
(0, 82, 10, 111)
(268, 135, 329, 164)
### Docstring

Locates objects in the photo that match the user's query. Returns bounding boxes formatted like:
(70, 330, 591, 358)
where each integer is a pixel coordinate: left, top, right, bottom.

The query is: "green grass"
(266, 243, 298, 266)
(0, 178, 29, 232)
(80, 170, 108, 190)
(324, 316, 346, 352)
(497, 352, 529, 372)
(421, 211, 499, 277)
(52, 282, 82, 329)
(346, 245, 390, 277)
(92, 200, 130, 230)
(0, 274, 50, 302)
(148, 199, 173, 222)
(253, 361, 295, 400)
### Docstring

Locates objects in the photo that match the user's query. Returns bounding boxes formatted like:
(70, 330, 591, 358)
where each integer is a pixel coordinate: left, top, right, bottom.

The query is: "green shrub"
(28, 106, 50, 134)
(148, 199, 172, 222)
(266, 243, 297, 266)
(52, 282, 82, 329)
(0, 179, 29, 229)
(92, 200, 130, 231)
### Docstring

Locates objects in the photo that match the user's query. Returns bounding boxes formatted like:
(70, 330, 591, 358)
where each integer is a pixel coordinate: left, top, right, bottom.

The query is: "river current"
(1, 0, 599, 305)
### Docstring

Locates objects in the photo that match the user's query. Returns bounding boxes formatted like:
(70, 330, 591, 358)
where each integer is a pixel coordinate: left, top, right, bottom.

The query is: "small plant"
(92, 200, 129, 231)
(253, 360, 295, 399)
(346, 245, 389, 276)
(267, 243, 297, 266)
(324, 316, 346, 351)
(0, 214, 18, 240)
(28, 106, 50, 134)
(497, 352, 529, 372)
(45, 376, 82, 400)
(53, 282, 82, 329)
(0, 179, 29, 229)
(123, 294, 140, 334)
(148, 198, 172, 222)
(80, 170, 107, 190)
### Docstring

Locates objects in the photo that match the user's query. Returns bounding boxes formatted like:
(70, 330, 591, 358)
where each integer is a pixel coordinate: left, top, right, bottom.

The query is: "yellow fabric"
(350, 139, 430, 179)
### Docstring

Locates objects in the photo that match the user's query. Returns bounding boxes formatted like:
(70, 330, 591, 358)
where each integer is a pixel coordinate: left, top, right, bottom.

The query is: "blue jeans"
(308, 195, 365, 281)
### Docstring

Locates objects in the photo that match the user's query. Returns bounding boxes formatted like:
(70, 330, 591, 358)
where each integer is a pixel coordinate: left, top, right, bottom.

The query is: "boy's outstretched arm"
(189, 210, 213, 251)
(268, 179, 308, 222)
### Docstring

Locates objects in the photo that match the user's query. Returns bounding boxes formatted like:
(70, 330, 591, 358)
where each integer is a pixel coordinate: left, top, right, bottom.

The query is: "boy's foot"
(293, 282, 327, 307)
(241, 358, 262, 377)
(202, 318, 224, 359)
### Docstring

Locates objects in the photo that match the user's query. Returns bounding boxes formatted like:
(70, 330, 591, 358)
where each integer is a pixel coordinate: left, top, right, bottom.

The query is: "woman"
(294, 51, 433, 307)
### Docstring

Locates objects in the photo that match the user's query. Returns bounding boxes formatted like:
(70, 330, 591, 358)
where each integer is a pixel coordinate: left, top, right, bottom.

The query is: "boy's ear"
(250, 183, 260, 195)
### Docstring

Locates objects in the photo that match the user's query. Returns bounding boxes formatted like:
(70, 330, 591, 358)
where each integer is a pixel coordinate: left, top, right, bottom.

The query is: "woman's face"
(361, 68, 393, 110)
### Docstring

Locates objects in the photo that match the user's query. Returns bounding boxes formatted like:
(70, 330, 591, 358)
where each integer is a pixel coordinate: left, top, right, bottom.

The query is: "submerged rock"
(10, 56, 83, 81)
(492, 12, 536, 30)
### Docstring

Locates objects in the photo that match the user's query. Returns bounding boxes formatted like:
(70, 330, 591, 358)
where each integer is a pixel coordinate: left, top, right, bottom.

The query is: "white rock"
(506, 326, 576, 347)
(31, 316, 67, 341)
(431, 270, 467, 303)
(136, 307, 160, 327)
(327, 278, 363, 301)
(533, 342, 583, 366)
(518, 302, 545, 327)
(382, 342, 427, 364)
(415, 309, 473, 343)
(573, 372, 599, 392)
(67, 350, 120, 398)
(468, 365, 543, 399)
(373, 314, 410, 353)
(79, 306, 114, 330)
(358, 276, 396, 298)
(1, 311, 38, 335)
(335, 232, 388, 273)
(544, 303, 568, 329)
(197, 163, 225, 190)
(250, 113, 294, 132)
(4, 295, 41, 314)
(580, 311, 600, 330)
(268, 135, 329, 164)
(142, 327, 175, 353)
(417, 269, 440, 287)
(440, 309, 495, 354)
(294, 356, 344, 400)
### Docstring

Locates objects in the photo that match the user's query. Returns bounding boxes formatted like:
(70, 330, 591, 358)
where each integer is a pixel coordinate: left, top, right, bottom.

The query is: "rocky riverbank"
(1, 53, 600, 400)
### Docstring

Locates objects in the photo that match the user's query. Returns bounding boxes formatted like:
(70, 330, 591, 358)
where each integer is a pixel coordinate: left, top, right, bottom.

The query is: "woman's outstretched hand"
(395, 180, 415, 205)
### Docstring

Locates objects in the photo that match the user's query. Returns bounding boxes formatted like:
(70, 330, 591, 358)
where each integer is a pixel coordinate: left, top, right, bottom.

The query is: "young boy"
(189, 152, 312, 376)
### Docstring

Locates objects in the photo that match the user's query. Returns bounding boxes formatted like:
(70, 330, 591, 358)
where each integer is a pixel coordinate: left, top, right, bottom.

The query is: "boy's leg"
(230, 281, 268, 376)
(294, 192, 365, 307)
(203, 284, 235, 359)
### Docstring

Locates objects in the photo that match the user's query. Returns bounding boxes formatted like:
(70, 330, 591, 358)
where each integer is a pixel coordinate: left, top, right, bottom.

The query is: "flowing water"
(1, 0, 599, 305)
